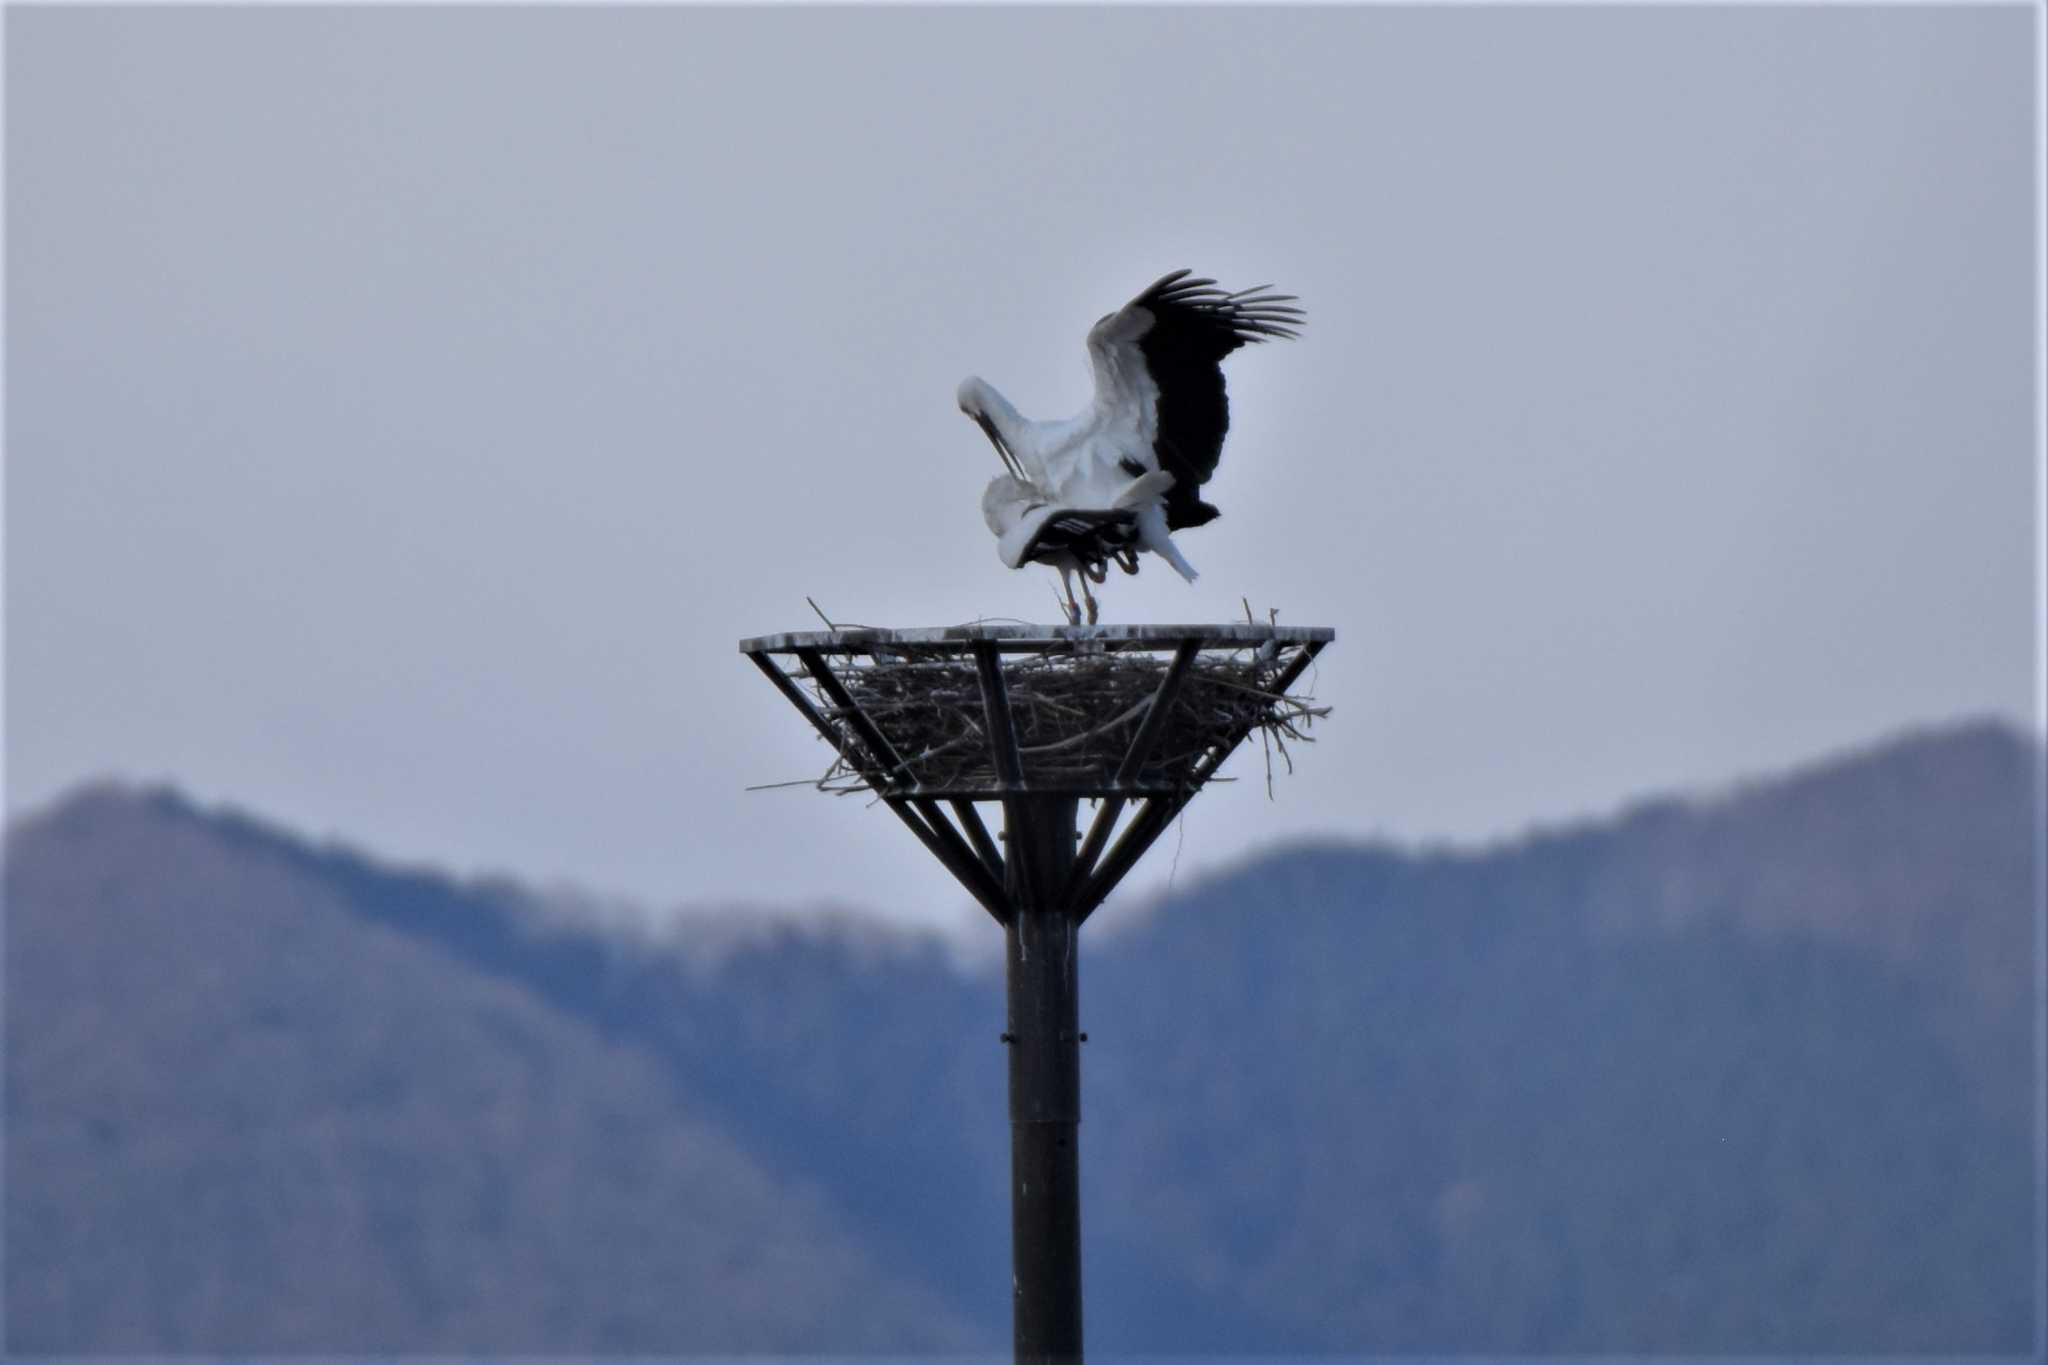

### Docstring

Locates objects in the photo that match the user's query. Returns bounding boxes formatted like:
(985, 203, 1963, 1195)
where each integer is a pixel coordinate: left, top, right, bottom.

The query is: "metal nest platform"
(742, 623, 1332, 922)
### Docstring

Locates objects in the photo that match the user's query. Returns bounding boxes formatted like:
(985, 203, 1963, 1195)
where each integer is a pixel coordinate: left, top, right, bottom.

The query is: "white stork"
(958, 269, 1304, 624)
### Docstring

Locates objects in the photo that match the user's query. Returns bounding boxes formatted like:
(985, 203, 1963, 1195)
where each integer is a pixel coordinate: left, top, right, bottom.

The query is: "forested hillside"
(5, 720, 2035, 1354)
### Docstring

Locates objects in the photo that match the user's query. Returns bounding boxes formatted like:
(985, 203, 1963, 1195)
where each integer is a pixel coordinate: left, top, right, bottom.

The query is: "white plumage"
(957, 269, 1304, 623)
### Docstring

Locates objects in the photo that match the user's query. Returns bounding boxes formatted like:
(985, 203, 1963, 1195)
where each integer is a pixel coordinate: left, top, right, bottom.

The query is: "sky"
(5, 6, 2038, 935)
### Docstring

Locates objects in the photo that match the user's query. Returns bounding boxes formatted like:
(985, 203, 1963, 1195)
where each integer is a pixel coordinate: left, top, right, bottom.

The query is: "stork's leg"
(1056, 566, 1082, 625)
(1082, 577, 1099, 624)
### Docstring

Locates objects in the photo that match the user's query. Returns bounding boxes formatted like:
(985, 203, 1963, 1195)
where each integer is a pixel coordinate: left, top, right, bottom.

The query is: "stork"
(958, 269, 1304, 624)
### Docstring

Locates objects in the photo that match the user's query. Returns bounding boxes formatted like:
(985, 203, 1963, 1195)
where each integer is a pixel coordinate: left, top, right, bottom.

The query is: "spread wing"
(1084, 269, 1303, 531)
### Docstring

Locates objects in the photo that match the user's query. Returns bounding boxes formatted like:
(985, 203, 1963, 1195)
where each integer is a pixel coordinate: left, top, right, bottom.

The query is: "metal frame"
(743, 623, 1331, 927)
(742, 621, 1332, 1365)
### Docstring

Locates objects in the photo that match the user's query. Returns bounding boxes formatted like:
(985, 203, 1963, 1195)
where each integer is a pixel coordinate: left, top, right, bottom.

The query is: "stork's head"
(955, 375, 989, 418)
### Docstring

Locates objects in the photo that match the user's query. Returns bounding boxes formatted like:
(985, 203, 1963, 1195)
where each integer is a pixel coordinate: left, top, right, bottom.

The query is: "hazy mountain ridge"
(1068, 723, 2035, 1352)
(2, 785, 984, 1354)
(5, 719, 2037, 1353)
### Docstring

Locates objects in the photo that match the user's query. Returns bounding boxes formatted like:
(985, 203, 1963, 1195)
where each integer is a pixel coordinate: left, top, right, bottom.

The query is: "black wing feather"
(1130, 270, 1304, 531)
(1018, 507, 1140, 568)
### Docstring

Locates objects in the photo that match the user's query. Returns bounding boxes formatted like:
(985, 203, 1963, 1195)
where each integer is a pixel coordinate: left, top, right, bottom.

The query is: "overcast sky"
(6, 6, 2037, 934)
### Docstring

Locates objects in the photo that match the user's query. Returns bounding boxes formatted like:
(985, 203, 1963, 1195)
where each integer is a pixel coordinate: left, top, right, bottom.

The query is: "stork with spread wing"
(957, 269, 1304, 623)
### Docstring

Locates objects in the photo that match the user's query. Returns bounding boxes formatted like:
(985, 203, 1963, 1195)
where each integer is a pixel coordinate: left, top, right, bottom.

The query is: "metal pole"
(1004, 795, 1082, 1364)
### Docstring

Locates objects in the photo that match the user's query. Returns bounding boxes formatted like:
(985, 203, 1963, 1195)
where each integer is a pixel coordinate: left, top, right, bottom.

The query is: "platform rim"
(739, 622, 1335, 655)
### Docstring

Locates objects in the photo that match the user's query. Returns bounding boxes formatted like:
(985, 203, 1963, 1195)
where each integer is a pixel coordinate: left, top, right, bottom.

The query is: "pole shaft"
(1005, 797, 1082, 1365)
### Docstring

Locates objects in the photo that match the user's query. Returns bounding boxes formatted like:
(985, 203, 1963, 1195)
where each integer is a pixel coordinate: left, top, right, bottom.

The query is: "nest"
(800, 643, 1326, 797)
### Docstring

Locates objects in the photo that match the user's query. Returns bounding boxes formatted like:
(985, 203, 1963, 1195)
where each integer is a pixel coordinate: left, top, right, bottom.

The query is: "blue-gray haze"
(6, 7, 2036, 930)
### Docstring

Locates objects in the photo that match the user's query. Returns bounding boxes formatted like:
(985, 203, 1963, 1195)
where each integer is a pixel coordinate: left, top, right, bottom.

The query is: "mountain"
(4, 719, 2037, 1354)
(1, 784, 983, 1354)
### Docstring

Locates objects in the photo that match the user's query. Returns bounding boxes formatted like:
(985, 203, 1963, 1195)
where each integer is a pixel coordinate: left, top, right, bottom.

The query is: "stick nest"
(802, 643, 1326, 796)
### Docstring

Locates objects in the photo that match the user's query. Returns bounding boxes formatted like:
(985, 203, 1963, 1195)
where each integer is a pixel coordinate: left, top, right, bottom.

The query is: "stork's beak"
(973, 412, 1023, 479)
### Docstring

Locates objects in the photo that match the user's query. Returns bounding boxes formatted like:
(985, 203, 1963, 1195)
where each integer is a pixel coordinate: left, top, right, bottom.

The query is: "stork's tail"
(1112, 470, 1176, 510)
(1135, 503, 1199, 584)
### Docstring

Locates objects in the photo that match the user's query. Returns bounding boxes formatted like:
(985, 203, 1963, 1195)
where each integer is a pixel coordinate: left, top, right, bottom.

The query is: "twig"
(1018, 696, 1151, 755)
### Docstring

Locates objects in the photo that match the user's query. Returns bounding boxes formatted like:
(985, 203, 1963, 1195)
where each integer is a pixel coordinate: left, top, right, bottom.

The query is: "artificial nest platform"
(741, 624, 1333, 801)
